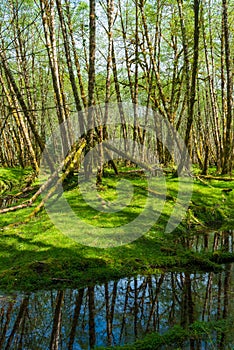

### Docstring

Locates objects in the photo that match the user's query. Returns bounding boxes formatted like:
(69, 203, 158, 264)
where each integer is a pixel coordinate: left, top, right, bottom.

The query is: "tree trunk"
(221, 0, 233, 174)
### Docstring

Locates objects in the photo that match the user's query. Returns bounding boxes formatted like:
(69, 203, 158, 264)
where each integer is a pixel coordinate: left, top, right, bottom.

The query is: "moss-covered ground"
(0, 166, 233, 292)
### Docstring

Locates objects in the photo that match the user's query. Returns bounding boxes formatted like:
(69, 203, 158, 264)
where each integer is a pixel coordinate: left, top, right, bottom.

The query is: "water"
(0, 264, 233, 349)
(190, 230, 234, 254)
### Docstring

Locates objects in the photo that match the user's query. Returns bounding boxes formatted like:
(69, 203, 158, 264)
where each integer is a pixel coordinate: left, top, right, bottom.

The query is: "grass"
(0, 166, 233, 292)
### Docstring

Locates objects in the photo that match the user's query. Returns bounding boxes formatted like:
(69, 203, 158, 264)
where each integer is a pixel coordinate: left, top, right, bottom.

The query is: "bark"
(198, 174, 234, 181)
(84, 0, 96, 179)
(118, 0, 134, 102)
(40, 0, 69, 156)
(65, 0, 88, 109)
(0, 139, 86, 216)
(111, 43, 128, 141)
(55, 0, 85, 135)
(88, 0, 96, 109)
(176, 0, 200, 175)
(0, 73, 39, 172)
(139, 0, 169, 119)
(202, 3, 222, 171)
(0, 53, 45, 154)
(221, 0, 233, 174)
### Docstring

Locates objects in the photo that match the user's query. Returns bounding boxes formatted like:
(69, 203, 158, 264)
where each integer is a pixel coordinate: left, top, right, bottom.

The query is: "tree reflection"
(50, 290, 64, 350)
(0, 248, 233, 349)
(68, 289, 84, 350)
(191, 230, 233, 253)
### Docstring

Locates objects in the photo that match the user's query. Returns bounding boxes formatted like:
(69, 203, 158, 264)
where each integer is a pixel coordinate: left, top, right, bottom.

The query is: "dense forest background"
(0, 0, 233, 175)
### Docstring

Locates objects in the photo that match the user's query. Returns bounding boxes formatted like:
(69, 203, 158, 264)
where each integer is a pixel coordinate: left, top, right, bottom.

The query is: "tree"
(221, 0, 233, 174)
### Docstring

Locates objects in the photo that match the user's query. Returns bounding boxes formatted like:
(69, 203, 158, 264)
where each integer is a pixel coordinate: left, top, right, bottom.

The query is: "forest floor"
(0, 166, 233, 292)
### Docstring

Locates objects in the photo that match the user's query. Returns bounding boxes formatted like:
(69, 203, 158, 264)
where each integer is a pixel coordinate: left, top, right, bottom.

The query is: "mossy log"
(199, 175, 234, 181)
(0, 139, 86, 216)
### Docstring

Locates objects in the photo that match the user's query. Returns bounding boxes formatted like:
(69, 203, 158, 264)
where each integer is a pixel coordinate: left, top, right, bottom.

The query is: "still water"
(0, 264, 233, 350)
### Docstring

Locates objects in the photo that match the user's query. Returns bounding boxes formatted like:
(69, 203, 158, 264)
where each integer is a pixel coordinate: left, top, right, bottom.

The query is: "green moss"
(0, 167, 233, 291)
(0, 167, 33, 196)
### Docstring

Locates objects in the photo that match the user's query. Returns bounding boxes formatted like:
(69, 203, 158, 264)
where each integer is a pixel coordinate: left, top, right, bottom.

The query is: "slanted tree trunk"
(0, 51, 46, 155)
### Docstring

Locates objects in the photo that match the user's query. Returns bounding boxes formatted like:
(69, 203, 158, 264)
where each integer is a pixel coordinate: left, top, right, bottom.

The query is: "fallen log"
(28, 138, 86, 219)
(199, 175, 234, 181)
(0, 138, 86, 216)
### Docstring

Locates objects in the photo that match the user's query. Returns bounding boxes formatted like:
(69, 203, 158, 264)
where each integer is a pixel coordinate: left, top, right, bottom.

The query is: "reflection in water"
(0, 264, 233, 349)
(179, 230, 234, 253)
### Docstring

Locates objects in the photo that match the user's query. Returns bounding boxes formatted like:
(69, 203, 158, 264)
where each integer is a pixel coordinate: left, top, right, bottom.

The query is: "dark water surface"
(0, 263, 233, 350)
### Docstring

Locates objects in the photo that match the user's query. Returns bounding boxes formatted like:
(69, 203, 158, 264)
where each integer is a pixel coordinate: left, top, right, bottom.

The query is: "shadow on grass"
(0, 174, 233, 292)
